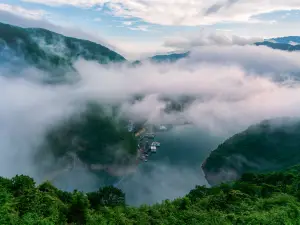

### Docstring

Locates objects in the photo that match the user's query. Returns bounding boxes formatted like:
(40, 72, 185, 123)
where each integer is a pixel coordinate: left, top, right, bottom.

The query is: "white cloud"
(120, 162, 208, 206)
(71, 45, 300, 137)
(22, 0, 300, 25)
(93, 17, 102, 22)
(107, 38, 173, 60)
(123, 21, 133, 26)
(164, 30, 263, 50)
(185, 45, 300, 76)
(128, 25, 149, 32)
(121, 21, 150, 32)
(0, 3, 46, 20)
(290, 41, 300, 45)
(0, 72, 80, 181)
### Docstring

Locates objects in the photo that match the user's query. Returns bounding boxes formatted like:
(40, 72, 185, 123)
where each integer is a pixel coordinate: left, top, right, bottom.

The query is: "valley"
(1, 15, 300, 223)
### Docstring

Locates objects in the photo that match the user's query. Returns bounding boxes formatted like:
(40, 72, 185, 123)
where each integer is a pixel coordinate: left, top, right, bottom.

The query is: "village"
(128, 120, 165, 163)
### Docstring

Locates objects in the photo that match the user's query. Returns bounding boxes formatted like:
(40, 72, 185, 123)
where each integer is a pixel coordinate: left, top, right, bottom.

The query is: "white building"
(151, 146, 157, 152)
(159, 125, 167, 130)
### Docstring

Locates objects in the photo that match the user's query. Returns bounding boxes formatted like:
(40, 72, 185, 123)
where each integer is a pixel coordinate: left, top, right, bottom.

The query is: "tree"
(38, 181, 58, 195)
(88, 186, 125, 209)
(10, 175, 35, 197)
(0, 190, 19, 225)
(187, 185, 208, 202)
(67, 191, 90, 225)
(0, 177, 12, 190)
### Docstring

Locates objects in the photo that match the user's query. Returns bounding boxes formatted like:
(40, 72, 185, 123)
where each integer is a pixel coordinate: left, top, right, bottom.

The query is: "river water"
(117, 125, 225, 206)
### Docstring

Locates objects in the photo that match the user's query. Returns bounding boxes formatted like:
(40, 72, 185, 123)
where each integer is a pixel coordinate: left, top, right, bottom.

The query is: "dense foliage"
(0, 22, 125, 72)
(2, 165, 300, 224)
(37, 103, 138, 175)
(202, 118, 300, 186)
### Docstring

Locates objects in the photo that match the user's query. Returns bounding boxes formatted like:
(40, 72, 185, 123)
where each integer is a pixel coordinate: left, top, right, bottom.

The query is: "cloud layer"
(22, 0, 300, 25)
(2, 42, 300, 205)
(73, 45, 300, 135)
(0, 3, 46, 20)
(164, 30, 263, 50)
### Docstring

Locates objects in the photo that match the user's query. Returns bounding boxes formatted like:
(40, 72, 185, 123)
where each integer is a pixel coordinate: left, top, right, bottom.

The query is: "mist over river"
(118, 125, 226, 206)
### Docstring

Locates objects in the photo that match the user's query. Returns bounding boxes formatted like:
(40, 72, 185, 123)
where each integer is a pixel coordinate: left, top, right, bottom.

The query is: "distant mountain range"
(144, 37, 300, 64)
(150, 52, 190, 63)
(255, 41, 300, 51)
(270, 36, 300, 45)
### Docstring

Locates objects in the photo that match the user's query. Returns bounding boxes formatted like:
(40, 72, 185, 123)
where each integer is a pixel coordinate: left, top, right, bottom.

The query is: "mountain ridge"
(0, 22, 126, 73)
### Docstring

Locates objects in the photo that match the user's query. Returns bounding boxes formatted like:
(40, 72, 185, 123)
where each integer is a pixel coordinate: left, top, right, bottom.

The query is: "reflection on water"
(151, 125, 222, 166)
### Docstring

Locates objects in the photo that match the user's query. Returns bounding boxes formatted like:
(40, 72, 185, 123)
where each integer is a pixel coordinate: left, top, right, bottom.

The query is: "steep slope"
(202, 118, 300, 186)
(0, 22, 125, 71)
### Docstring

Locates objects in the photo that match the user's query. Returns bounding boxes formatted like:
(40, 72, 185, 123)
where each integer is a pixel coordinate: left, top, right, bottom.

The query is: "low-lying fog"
(1, 43, 300, 205)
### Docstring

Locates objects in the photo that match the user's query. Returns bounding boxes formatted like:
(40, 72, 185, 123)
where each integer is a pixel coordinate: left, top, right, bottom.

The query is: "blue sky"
(0, 0, 300, 59)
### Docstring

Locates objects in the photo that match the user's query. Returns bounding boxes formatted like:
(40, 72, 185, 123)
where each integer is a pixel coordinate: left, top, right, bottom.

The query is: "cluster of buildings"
(138, 140, 161, 162)
(127, 120, 161, 163)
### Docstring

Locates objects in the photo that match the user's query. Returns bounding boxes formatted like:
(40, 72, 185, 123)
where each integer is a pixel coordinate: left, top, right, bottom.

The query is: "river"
(117, 125, 225, 206)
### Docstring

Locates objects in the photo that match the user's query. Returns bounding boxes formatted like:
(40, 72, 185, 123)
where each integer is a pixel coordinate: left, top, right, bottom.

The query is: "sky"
(0, 1, 300, 59)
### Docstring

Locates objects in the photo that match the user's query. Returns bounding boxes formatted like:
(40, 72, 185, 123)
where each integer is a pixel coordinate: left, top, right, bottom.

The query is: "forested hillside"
(202, 118, 300, 186)
(0, 22, 125, 72)
(1, 165, 300, 224)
